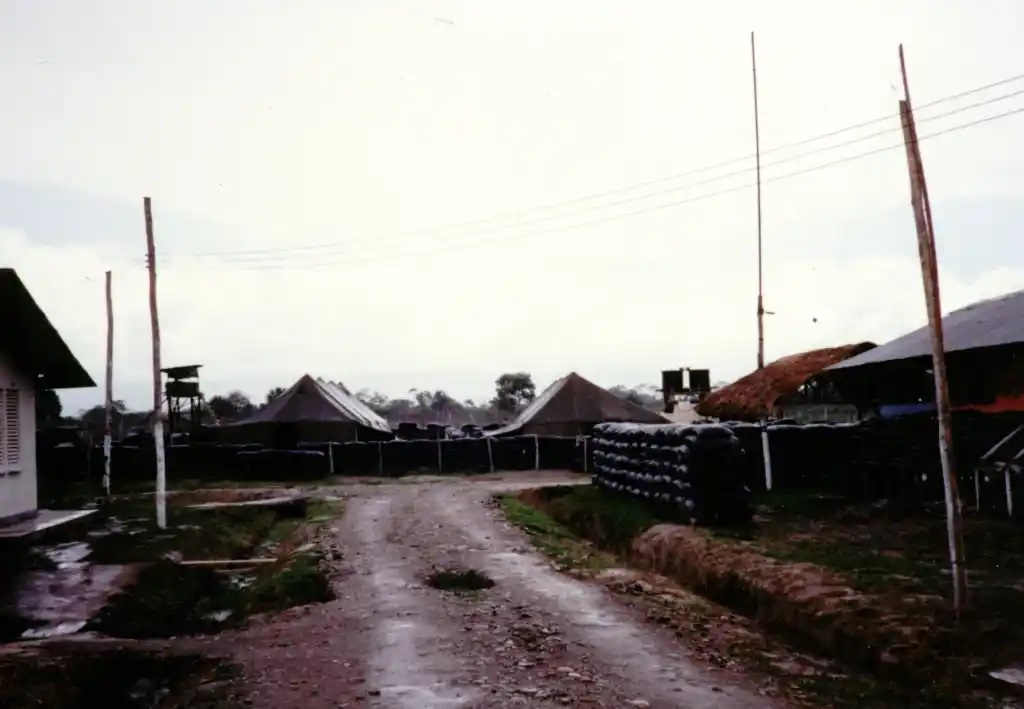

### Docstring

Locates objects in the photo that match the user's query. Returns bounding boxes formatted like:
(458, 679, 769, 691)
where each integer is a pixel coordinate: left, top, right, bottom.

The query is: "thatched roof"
(696, 342, 876, 421)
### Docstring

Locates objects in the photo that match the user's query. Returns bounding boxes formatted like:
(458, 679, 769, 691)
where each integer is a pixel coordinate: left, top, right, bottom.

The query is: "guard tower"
(163, 364, 203, 435)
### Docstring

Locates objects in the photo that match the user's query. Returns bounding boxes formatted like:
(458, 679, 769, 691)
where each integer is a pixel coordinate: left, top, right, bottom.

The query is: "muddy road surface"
(217, 473, 780, 708)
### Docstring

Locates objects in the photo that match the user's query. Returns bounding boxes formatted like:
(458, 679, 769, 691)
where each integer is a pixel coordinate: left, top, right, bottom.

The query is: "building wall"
(0, 350, 37, 521)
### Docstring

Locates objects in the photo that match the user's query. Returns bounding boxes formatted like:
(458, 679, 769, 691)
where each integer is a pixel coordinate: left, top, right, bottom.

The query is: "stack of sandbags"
(592, 422, 752, 525)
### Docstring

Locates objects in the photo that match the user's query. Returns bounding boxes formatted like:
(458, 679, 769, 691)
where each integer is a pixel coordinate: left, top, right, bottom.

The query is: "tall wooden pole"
(752, 32, 773, 491)
(144, 197, 167, 529)
(752, 31, 765, 371)
(103, 271, 113, 498)
(898, 45, 967, 612)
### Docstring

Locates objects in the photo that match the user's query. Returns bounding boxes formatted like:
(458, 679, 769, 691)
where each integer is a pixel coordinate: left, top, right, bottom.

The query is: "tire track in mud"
(427, 485, 771, 709)
(341, 495, 481, 708)
(339, 484, 774, 709)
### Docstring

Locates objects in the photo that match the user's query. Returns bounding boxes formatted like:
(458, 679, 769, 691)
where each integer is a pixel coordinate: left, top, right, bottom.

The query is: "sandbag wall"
(724, 412, 1024, 507)
(591, 423, 753, 525)
(37, 434, 594, 484)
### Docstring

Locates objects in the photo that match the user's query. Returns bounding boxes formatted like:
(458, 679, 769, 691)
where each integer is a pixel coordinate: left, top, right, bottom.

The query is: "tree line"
(42, 372, 666, 438)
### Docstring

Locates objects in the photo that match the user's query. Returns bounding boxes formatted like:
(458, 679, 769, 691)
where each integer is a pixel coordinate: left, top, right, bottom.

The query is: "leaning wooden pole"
(898, 45, 967, 613)
(751, 31, 765, 371)
(103, 271, 114, 498)
(752, 31, 773, 492)
(144, 197, 167, 529)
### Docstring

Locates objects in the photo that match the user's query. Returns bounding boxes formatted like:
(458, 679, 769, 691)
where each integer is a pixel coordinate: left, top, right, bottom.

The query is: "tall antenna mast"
(752, 31, 765, 370)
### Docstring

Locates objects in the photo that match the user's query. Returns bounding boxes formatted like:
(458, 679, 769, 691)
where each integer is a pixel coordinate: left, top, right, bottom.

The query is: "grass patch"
(507, 484, 1018, 709)
(499, 494, 614, 571)
(425, 567, 495, 593)
(82, 497, 342, 639)
(515, 485, 658, 554)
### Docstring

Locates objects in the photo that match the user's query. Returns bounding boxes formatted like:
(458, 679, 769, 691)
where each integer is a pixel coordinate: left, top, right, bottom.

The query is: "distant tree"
(356, 389, 392, 415)
(430, 390, 457, 420)
(265, 387, 287, 405)
(35, 388, 63, 428)
(384, 397, 415, 421)
(492, 373, 536, 414)
(77, 400, 127, 438)
(409, 389, 434, 411)
(609, 384, 660, 408)
(207, 396, 234, 421)
(208, 391, 255, 422)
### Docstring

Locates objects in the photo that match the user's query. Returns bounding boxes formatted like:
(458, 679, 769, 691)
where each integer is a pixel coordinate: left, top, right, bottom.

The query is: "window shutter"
(0, 389, 5, 472)
(6, 389, 19, 467)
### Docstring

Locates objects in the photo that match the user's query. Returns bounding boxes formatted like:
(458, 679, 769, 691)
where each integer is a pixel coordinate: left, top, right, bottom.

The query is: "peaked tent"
(488, 372, 668, 437)
(225, 374, 392, 445)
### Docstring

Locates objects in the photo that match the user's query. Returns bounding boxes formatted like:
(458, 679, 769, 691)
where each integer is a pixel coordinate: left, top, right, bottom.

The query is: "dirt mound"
(630, 524, 948, 678)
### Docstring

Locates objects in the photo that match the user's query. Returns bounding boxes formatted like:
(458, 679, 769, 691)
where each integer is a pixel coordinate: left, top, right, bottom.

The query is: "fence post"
(328, 442, 334, 475)
(583, 436, 588, 474)
(377, 441, 383, 476)
(437, 440, 443, 474)
(487, 436, 495, 473)
(1006, 468, 1014, 518)
(534, 435, 540, 470)
(761, 425, 773, 491)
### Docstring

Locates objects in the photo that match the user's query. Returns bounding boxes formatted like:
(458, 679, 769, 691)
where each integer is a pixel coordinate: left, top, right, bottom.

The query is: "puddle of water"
(203, 610, 233, 623)
(46, 541, 91, 569)
(5, 535, 137, 641)
(20, 620, 87, 639)
(991, 667, 1024, 687)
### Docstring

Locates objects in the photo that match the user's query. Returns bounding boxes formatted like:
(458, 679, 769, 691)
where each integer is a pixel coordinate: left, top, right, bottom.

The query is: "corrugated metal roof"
(0, 268, 95, 389)
(487, 372, 668, 436)
(315, 378, 392, 432)
(829, 288, 1024, 371)
(232, 374, 391, 432)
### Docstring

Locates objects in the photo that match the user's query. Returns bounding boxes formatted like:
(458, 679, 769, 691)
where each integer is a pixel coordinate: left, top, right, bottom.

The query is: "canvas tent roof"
(829, 288, 1024, 371)
(488, 372, 667, 435)
(0, 268, 95, 389)
(232, 374, 391, 433)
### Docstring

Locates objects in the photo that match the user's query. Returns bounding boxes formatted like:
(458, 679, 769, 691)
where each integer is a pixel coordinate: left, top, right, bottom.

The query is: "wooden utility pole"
(752, 31, 765, 371)
(752, 32, 773, 492)
(898, 45, 967, 612)
(144, 197, 167, 529)
(103, 271, 113, 498)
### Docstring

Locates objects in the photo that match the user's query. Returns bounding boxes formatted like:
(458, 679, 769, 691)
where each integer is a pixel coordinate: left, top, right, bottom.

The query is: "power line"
(161, 70, 1024, 262)
(171, 89, 1024, 266)
(165, 103, 1024, 272)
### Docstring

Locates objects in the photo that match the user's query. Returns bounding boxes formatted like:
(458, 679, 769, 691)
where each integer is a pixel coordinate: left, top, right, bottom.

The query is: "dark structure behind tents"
(487, 371, 667, 437)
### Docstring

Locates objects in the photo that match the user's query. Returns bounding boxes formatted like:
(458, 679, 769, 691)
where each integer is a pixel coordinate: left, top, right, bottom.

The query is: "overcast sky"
(3, 0, 1023, 414)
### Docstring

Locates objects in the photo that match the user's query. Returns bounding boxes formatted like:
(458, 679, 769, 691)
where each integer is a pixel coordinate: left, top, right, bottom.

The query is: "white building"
(0, 268, 95, 526)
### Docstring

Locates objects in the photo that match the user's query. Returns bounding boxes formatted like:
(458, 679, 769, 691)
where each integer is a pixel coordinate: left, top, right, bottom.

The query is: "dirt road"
(218, 473, 778, 708)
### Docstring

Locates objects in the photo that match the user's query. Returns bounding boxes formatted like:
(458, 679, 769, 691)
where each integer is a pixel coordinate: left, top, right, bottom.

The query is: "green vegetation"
(77, 495, 342, 639)
(499, 494, 616, 571)
(505, 485, 657, 555)
(505, 484, 1016, 709)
